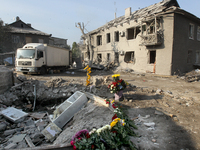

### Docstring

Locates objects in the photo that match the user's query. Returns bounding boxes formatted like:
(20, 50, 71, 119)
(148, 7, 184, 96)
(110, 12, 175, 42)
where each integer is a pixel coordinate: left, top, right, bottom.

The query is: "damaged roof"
(88, 0, 180, 35)
(9, 19, 51, 36)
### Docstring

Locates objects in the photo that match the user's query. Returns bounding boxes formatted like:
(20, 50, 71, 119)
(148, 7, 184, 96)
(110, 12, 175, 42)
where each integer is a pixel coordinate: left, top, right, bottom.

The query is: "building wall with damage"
(87, 12, 175, 75)
(172, 13, 200, 74)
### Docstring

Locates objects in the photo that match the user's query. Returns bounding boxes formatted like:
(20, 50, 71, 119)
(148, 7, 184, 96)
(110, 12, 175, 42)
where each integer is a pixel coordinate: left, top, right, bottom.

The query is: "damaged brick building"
(82, 0, 200, 75)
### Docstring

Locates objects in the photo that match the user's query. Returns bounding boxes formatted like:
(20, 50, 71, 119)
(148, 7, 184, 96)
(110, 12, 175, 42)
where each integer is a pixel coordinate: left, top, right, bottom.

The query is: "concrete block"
(4, 129, 16, 136)
(52, 91, 88, 129)
(42, 123, 62, 142)
(1, 107, 28, 123)
(4, 143, 17, 149)
(9, 134, 26, 143)
(0, 66, 13, 94)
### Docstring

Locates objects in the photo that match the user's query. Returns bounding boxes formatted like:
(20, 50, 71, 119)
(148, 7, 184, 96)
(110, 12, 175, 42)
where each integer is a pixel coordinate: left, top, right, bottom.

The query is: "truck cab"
(15, 43, 46, 74)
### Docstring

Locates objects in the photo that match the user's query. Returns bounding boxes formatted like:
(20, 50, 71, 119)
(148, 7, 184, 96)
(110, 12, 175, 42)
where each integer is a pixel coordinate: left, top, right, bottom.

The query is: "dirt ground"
(20, 69, 200, 150)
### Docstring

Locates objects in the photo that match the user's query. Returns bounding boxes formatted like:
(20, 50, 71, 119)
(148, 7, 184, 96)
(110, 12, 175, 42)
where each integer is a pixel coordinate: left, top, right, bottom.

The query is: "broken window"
(189, 23, 194, 39)
(107, 53, 110, 62)
(97, 35, 102, 46)
(107, 33, 111, 43)
(127, 27, 140, 40)
(195, 51, 200, 64)
(124, 51, 135, 63)
(142, 25, 146, 32)
(149, 50, 156, 64)
(114, 52, 119, 65)
(115, 31, 119, 42)
(187, 50, 193, 63)
(97, 54, 102, 62)
(197, 26, 200, 41)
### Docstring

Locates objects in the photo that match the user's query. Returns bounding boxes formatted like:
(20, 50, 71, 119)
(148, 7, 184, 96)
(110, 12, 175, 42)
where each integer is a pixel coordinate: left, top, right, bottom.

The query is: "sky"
(0, 0, 200, 47)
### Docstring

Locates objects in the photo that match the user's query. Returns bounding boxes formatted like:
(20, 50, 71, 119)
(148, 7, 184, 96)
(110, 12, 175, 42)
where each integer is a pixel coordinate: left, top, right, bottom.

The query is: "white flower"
(89, 128, 97, 135)
(96, 128, 102, 135)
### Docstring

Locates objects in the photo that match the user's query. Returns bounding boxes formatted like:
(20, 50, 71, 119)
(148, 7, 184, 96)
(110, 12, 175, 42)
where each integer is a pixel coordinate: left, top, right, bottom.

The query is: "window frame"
(106, 33, 111, 43)
(114, 31, 119, 42)
(189, 23, 194, 40)
(96, 35, 102, 46)
(197, 26, 200, 41)
(149, 50, 156, 64)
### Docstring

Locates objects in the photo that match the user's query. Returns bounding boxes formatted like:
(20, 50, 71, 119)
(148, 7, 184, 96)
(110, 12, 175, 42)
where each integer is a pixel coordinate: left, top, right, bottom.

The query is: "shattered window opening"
(127, 27, 141, 40)
(124, 51, 135, 63)
(97, 35, 102, 46)
(107, 33, 111, 43)
(149, 50, 156, 64)
(115, 31, 119, 42)
(107, 53, 110, 62)
(189, 23, 194, 40)
(97, 54, 102, 62)
(142, 25, 146, 34)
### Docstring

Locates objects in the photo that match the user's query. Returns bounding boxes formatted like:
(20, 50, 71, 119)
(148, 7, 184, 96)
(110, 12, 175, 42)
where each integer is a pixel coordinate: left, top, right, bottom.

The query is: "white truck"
(15, 43, 72, 74)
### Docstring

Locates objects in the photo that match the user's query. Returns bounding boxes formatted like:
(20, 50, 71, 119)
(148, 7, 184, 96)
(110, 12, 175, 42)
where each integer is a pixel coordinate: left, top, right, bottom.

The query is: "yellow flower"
(112, 74, 120, 78)
(110, 118, 121, 128)
(111, 100, 115, 104)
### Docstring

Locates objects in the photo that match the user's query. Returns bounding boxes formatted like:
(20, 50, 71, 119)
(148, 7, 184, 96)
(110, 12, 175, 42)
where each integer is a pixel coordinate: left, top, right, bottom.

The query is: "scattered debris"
(1, 107, 28, 123)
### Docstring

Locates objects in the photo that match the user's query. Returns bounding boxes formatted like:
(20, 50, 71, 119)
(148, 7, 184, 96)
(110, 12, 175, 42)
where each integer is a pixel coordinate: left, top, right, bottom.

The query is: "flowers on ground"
(108, 74, 128, 93)
(70, 99, 138, 150)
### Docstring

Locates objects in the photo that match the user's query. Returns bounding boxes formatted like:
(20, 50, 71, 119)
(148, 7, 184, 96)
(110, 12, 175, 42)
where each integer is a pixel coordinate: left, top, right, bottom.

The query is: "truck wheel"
(40, 66, 47, 75)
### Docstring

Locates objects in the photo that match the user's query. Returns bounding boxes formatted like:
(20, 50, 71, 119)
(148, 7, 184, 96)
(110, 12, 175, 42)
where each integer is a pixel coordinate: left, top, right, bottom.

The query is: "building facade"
(6, 17, 51, 53)
(82, 0, 200, 75)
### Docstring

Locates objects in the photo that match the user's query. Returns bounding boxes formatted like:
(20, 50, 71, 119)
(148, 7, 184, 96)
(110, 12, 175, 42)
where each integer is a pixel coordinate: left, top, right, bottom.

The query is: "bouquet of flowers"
(108, 74, 128, 93)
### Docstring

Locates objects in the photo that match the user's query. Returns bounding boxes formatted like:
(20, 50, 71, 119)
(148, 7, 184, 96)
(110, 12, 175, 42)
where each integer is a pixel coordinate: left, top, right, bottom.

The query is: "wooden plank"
(25, 135, 35, 148)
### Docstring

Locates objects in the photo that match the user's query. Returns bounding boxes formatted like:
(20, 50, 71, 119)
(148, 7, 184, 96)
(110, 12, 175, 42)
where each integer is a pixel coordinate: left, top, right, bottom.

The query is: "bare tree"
(76, 22, 94, 67)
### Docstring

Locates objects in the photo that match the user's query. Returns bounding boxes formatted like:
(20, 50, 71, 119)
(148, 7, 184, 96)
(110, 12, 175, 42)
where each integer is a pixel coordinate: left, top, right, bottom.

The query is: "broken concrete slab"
(42, 122, 62, 142)
(29, 113, 46, 120)
(25, 135, 35, 147)
(4, 129, 16, 136)
(8, 134, 26, 143)
(4, 143, 17, 149)
(1, 107, 28, 123)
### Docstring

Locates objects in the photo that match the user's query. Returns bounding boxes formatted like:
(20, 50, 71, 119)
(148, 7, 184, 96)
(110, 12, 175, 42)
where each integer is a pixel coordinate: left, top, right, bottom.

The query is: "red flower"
(70, 140, 75, 146)
(112, 114, 118, 120)
(113, 82, 117, 86)
(112, 103, 118, 109)
(112, 130, 117, 134)
(86, 133, 90, 139)
(118, 79, 122, 83)
(108, 85, 111, 88)
(73, 145, 77, 150)
(91, 145, 95, 149)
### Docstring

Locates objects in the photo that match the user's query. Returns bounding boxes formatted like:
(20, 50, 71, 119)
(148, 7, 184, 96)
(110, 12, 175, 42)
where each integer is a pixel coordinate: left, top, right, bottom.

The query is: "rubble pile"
(184, 69, 200, 82)
(0, 111, 51, 149)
